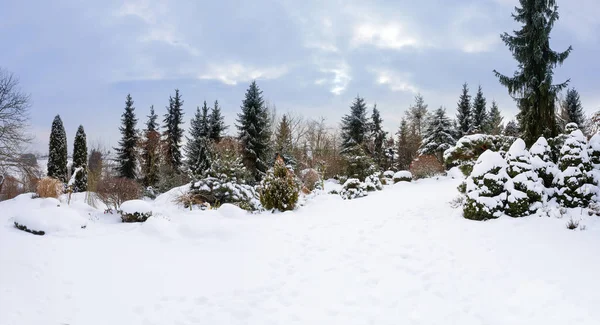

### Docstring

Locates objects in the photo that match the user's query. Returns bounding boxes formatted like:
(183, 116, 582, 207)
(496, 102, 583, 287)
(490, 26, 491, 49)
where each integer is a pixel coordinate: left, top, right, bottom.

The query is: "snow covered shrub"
(120, 200, 152, 223)
(96, 177, 141, 210)
(342, 143, 377, 181)
(409, 155, 445, 179)
(364, 174, 383, 191)
(381, 170, 395, 184)
(393, 171, 412, 183)
(300, 168, 321, 192)
(260, 157, 300, 211)
(553, 130, 596, 208)
(13, 203, 87, 236)
(587, 133, 600, 200)
(504, 139, 544, 217)
(36, 177, 63, 198)
(340, 178, 368, 200)
(548, 123, 581, 163)
(444, 134, 516, 176)
(463, 150, 508, 221)
(529, 137, 559, 190)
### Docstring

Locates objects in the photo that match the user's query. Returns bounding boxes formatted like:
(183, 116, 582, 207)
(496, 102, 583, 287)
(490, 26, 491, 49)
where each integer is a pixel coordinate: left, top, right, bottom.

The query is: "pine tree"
(163, 89, 185, 172)
(456, 83, 472, 137)
(236, 81, 271, 182)
(115, 94, 139, 179)
(71, 125, 87, 192)
(371, 104, 386, 167)
(406, 94, 428, 137)
(471, 85, 487, 133)
(494, 0, 572, 146)
(504, 120, 520, 137)
(396, 119, 412, 170)
(554, 129, 595, 208)
(419, 107, 456, 163)
(504, 139, 543, 217)
(563, 88, 585, 129)
(209, 100, 227, 142)
(47, 115, 68, 183)
(341, 95, 369, 151)
(274, 114, 293, 165)
(260, 156, 299, 211)
(185, 103, 212, 178)
(487, 101, 504, 135)
(141, 106, 160, 188)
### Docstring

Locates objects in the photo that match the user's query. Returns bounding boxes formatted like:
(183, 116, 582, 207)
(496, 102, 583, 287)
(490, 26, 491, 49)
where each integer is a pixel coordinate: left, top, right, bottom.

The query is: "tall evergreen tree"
(456, 83, 472, 137)
(504, 120, 521, 137)
(274, 114, 294, 165)
(185, 103, 211, 178)
(419, 107, 456, 163)
(163, 89, 185, 172)
(142, 106, 160, 187)
(563, 88, 585, 129)
(487, 101, 504, 135)
(471, 85, 488, 133)
(236, 81, 271, 182)
(71, 125, 87, 192)
(115, 94, 139, 179)
(371, 104, 386, 167)
(47, 115, 68, 182)
(209, 100, 227, 142)
(406, 94, 428, 137)
(396, 119, 412, 170)
(494, 0, 572, 145)
(341, 95, 369, 151)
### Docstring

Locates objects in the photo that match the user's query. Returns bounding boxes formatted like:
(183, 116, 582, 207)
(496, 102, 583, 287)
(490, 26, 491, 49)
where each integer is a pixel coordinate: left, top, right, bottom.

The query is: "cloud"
(199, 64, 289, 85)
(351, 23, 422, 50)
(370, 68, 419, 94)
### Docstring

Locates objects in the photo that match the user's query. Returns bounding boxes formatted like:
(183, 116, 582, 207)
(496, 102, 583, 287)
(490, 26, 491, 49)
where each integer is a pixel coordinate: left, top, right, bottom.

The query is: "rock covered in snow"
(13, 202, 87, 235)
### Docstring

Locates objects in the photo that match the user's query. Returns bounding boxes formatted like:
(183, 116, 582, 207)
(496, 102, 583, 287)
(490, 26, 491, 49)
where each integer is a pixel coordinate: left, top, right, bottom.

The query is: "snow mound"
(218, 203, 248, 218)
(13, 206, 87, 235)
(393, 171, 412, 182)
(121, 200, 153, 214)
(471, 150, 507, 178)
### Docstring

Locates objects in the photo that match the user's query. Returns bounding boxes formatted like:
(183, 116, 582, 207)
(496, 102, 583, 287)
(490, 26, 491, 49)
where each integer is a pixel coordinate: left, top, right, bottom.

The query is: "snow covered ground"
(2, 175, 600, 324)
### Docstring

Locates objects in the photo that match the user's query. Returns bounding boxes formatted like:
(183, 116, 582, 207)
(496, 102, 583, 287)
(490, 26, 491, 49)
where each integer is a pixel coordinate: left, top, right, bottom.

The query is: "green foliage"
(121, 211, 152, 223)
(209, 100, 227, 142)
(504, 139, 543, 218)
(463, 150, 508, 221)
(141, 106, 161, 188)
(444, 134, 516, 176)
(471, 85, 487, 133)
(371, 105, 386, 167)
(419, 106, 456, 163)
(186, 103, 212, 178)
(47, 115, 68, 183)
(553, 130, 595, 208)
(456, 83, 472, 137)
(340, 178, 368, 200)
(487, 101, 504, 135)
(260, 158, 299, 211)
(14, 222, 45, 236)
(163, 89, 185, 172)
(341, 96, 369, 151)
(563, 88, 586, 133)
(342, 143, 377, 181)
(115, 94, 139, 179)
(72, 125, 88, 192)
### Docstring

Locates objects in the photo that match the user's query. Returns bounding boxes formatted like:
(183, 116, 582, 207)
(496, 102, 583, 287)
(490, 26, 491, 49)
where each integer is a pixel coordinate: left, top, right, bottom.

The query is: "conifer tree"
(554, 129, 595, 208)
(209, 100, 227, 142)
(396, 119, 412, 170)
(71, 125, 87, 192)
(371, 104, 386, 167)
(236, 81, 271, 182)
(471, 85, 487, 133)
(563, 88, 585, 130)
(141, 106, 160, 187)
(456, 83, 472, 137)
(504, 139, 543, 217)
(406, 94, 428, 137)
(341, 95, 369, 151)
(274, 114, 293, 165)
(115, 94, 139, 179)
(185, 103, 211, 178)
(504, 120, 520, 137)
(163, 89, 185, 172)
(47, 115, 68, 183)
(494, 0, 572, 145)
(419, 107, 456, 163)
(487, 101, 504, 135)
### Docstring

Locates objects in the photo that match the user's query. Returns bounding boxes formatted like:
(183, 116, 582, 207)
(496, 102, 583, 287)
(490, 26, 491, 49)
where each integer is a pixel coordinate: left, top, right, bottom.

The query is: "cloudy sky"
(1, 0, 599, 154)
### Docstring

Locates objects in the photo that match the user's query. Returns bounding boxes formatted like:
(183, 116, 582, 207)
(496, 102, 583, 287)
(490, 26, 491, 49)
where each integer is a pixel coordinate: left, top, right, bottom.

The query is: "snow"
(393, 170, 412, 179)
(470, 150, 507, 178)
(121, 200, 153, 214)
(12, 198, 88, 235)
(3, 176, 600, 324)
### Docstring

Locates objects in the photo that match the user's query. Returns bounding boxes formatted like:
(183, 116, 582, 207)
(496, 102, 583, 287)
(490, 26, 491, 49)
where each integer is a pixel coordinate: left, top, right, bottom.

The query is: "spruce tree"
(563, 88, 585, 129)
(274, 114, 293, 165)
(419, 107, 456, 163)
(504, 120, 520, 137)
(396, 119, 412, 170)
(141, 106, 160, 187)
(487, 101, 504, 135)
(341, 95, 369, 151)
(71, 125, 88, 192)
(406, 94, 428, 137)
(209, 100, 227, 142)
(185, 103, 211, 178)
(47, 115, 68, 183)
(494, 0, 572, 145)
(236, 81, 271, 182)
(371, 104, 386, 167)
(456, 83, 472, 137)
(163, 89, 185, 172)
(115, 94, 139, 179)
(471, 85, 487, 133)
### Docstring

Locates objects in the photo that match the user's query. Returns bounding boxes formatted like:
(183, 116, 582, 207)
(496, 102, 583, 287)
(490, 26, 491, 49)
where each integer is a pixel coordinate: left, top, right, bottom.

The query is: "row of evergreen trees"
(47, 116, 88, 192)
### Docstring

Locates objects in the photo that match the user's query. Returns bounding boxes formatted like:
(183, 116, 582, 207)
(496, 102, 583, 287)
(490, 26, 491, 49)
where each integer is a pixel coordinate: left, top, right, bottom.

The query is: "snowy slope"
(2, 176, 600, 324)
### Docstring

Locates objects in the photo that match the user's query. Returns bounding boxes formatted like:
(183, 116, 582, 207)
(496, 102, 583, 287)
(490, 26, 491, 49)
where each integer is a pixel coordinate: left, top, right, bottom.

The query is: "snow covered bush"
(364, 174, 383, 191)
(444, 134, 516, 176)
(36, 177, 63, 198)
(96, 177, 141, 210)
(463, 150, 508, 221)
(553, 130, 596, 208)
(13, 201, 87, 236)
(587, 133, 600, 200)
(300, 168, 321, 192)
(381, 170, 394, 185)
(409, 155, 445, 179)
(393, 171, 412, 183)
(504, 139, 544, 217)
(548, 122, 580, 163)
(340, 178, 368, 200)
(529, 137, 559, 190)
(120, 200, 153, 223)
(260, 157, 300, 212)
